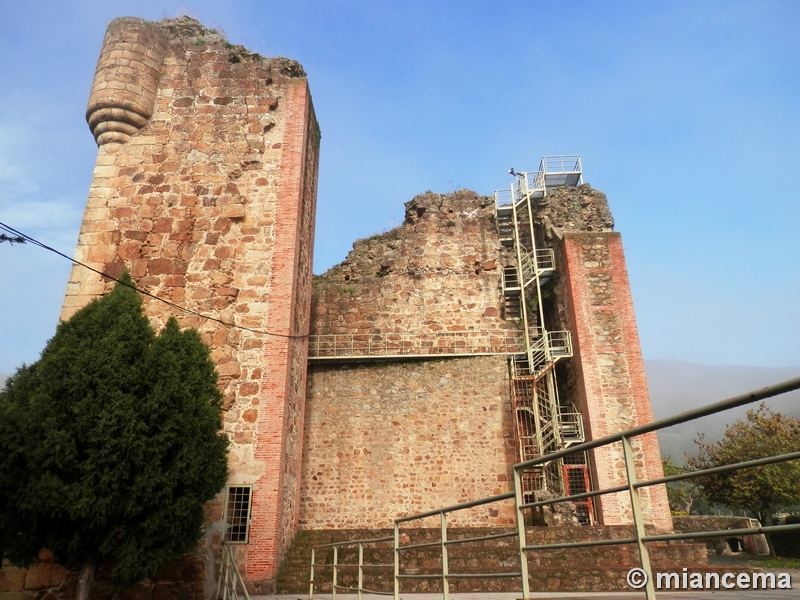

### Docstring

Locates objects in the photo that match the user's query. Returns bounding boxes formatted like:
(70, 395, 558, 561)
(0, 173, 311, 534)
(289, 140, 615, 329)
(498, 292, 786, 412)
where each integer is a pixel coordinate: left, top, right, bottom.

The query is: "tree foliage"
(0, 273, 229, 590)
(687, 405, 800, 520)
(662, 456, 705, 515)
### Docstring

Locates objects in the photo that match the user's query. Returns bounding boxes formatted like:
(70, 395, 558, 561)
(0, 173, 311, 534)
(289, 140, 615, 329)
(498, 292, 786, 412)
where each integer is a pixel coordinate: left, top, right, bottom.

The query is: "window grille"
(223, 485, 253, 544)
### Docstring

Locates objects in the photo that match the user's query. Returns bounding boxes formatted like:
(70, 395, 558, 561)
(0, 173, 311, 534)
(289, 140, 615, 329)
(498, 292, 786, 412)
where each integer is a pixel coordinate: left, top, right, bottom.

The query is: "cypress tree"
(0, 274, 229, 599)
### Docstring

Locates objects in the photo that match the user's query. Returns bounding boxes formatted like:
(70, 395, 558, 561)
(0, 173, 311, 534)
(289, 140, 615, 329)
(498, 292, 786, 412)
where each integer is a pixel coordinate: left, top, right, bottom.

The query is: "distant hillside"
(645, 360, 800, 462)
(0, 374, 6, 390)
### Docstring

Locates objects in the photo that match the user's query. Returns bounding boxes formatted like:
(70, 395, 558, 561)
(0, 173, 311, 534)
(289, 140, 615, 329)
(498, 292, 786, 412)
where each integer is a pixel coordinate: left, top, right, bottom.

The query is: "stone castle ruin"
(1, 15, 675, 599)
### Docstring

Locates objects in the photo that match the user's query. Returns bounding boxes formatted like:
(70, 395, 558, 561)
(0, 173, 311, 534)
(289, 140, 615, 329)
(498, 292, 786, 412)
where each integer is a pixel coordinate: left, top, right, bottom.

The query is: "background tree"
(0, 274, 229, 600)
(688, 405, 800, 523)
(661, 456, 705, 515)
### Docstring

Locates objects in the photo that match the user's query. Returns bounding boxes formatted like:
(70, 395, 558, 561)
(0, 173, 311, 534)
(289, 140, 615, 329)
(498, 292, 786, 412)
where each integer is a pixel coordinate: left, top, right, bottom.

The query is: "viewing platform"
(495, 155, 583, 208)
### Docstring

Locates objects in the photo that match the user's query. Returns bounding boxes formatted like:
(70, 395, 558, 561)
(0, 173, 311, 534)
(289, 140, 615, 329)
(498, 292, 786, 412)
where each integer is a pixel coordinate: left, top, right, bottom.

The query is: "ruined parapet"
(311, 189, 519, 337)
(535, 183, 614, 239)
(63, 16, 320, 593)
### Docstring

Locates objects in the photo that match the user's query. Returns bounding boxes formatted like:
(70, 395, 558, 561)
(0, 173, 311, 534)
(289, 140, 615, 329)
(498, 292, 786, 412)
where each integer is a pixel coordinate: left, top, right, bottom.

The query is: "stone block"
(0, 567, 26, 593)
(23, 564, 68, 590)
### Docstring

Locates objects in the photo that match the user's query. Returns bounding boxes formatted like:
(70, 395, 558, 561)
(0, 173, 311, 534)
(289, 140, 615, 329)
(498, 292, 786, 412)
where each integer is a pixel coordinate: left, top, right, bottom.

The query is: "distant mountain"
(645, 360, 800, 462)
(0, 374, 6, 390)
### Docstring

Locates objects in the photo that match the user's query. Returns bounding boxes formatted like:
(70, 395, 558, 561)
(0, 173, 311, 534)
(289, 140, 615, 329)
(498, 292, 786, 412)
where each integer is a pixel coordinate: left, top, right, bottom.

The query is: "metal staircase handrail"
(519, 249, 555, 287)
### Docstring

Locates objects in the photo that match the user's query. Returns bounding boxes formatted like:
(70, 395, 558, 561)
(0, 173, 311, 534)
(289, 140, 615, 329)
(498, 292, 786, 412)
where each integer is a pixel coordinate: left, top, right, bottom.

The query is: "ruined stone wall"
(300, 358, 516, 528)
(310, 190, 520, 338)
(58, 16, 319, 590)
(300, 191, 520, 528)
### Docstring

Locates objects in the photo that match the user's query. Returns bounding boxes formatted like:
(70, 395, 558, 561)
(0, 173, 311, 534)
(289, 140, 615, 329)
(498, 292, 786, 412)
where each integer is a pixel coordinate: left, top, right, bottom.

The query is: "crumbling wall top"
(537, 183, 614, 240)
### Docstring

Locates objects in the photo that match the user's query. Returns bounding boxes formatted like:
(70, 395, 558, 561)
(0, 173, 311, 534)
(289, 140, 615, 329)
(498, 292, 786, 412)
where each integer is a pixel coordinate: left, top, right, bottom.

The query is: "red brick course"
(560, 232, 671, 530)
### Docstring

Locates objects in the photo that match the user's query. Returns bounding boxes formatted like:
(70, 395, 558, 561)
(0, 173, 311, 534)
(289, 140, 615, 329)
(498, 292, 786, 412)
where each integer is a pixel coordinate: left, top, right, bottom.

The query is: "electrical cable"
(0, 221, 309, 339)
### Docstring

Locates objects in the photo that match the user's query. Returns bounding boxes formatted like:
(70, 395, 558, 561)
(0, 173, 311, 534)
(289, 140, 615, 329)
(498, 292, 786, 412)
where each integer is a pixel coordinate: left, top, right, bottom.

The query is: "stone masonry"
(304, 185, 671, 532)
(59, 16, 320, 592)
(300, 190, 522, 528)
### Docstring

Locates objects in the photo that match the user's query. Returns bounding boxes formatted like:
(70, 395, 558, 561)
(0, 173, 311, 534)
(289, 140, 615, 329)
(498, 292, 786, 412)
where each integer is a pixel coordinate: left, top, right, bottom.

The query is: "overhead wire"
(0, 221, 309, 339)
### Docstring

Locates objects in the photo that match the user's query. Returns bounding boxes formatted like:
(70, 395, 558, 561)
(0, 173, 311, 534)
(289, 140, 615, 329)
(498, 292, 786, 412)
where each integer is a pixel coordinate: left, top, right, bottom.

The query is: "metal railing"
(540, 154, 582, 175)
(216, 544, 251, 600)
(520, 248, 555, 286)
(307, 331, 525, 361)
(494, 188, 514, 210)
(309, 536, 394, 599)
(528, 330, 573, 375)
(513, 375, 800, 599)
(309, 375, 800, 599)
(495, 155, 583, 206)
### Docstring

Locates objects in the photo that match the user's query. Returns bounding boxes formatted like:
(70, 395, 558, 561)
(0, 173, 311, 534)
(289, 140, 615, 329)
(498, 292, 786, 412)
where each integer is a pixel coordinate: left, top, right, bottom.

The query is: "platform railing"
(308, 375, 800, 599)
(540, 154, 582, 174)
(494, 188, 514, 210)
(308, 330, 525, 360)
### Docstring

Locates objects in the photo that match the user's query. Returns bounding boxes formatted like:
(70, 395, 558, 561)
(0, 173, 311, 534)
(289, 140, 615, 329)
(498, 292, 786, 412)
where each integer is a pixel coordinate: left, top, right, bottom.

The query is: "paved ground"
(263, 592, 798, 600)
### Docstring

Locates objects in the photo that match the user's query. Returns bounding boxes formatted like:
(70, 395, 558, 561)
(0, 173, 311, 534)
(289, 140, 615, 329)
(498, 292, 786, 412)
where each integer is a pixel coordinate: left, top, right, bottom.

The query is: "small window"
(223, 485, 253, 544)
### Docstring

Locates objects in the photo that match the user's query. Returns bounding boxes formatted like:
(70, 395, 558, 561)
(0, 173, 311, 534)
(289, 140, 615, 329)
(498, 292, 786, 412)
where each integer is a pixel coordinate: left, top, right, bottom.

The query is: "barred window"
(223, 485, 253, 544)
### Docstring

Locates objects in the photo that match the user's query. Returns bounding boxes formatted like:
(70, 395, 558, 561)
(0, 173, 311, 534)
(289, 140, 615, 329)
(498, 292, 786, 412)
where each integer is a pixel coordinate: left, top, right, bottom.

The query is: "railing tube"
(440, 512, 450, 600)
(622, 436, 656, 600)
(513, 466, 531, 599)
(357, 542, 364, 600)
(332, 545, 338, 600)
(309, 547, 315, 599)
(393, 521, 400, 600)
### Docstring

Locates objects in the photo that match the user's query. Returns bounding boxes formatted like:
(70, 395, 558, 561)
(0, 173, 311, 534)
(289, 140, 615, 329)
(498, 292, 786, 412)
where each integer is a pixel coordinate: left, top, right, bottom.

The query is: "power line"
(0, 221, 309, 340)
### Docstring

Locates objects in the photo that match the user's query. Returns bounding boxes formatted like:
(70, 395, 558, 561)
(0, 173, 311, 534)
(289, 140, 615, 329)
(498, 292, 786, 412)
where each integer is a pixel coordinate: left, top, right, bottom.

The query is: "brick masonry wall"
(56, 15, 319, 591)
(558, 231, 672, 530)
(300, 357, 517, 529)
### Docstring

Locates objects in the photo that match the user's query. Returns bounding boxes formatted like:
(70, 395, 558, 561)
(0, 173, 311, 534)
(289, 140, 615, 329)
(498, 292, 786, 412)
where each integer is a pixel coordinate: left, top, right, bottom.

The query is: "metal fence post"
(513, 466, 531, 599)
(309, 547, 315, 600)
(357, 542, 363, 600)
(622, 435, 656, 600)
(332, 545, 338, 600)
(393, 521, 400, 600)
(440, 511, 450, 600)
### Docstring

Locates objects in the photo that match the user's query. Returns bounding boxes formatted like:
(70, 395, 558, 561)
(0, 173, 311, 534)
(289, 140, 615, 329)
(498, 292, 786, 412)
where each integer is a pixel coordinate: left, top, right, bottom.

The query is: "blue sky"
(1, 0, 799, 374)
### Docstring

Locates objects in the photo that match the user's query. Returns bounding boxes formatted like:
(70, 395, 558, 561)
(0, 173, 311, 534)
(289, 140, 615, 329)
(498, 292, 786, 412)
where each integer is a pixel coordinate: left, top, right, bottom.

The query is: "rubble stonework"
(301, 357, 517, 529)
(535, 183, 615, 240)
(311, 190, 520, 337)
